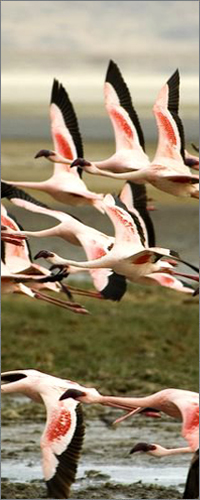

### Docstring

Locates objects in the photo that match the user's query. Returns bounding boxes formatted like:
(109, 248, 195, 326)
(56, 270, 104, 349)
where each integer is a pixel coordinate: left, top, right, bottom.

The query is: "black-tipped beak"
(35, 149, 53, 159)
(34, 250, 54, 260)
(59, 388, 86, 401)
(70, 158, 91, 168)
(130, 442, 156, 454)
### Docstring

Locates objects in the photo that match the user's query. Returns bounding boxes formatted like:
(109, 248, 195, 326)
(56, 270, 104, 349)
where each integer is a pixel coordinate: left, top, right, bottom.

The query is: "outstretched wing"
(77, 230, 127, 301)
(118, 182, 155, 247)
(1, 181, 49, 210)
(104, 60, 146, 155)
(153, 70, 186, 164)
(177, 394, 199, 452)
(41, 399, 85, 499)
(50, 79, 83, 177)
(103, 194, 144, 250)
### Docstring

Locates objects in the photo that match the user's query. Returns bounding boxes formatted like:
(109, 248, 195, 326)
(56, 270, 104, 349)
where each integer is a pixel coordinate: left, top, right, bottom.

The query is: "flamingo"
(39, 60, 150, 176)
(1, 258, 89, 314)
(2, 182, 127, 301)
(69, 71, 199, 199)
(1, 369, 101, 499)
(1, 201, 90, 313)
(60, 387, 199, 499)
(33, 193, 198, 285)
(3, 79, 104, 211)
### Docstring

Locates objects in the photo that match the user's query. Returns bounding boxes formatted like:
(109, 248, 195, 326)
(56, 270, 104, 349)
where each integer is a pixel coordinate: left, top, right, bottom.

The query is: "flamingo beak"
(59, 388, 86, 401)
(34, 250, 55, 260)
(70, 159, 91, 168)
(35, 149, 53, 159)
(130, 443, 156, 454)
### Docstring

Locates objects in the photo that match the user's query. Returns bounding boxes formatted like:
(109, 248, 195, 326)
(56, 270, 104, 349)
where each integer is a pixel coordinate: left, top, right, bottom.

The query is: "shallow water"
(1, 416, 189, 493)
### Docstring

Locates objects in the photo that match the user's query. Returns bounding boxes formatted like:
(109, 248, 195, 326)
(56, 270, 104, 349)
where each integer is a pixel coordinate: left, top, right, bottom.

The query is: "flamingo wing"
(41, 399, 85, 498)
(1, 181, 49, 211)
(166, 68, 180, 116)
(153, 71, 185, 163)
(1, 210, 32, 269)
(104, 60, 146, 154)
(119, 182, 156, 247)
(177, 395, 199, 452)
(77, 231, 127, 300)
(50, 79, 83, 177)
(103, 194, 144, 249)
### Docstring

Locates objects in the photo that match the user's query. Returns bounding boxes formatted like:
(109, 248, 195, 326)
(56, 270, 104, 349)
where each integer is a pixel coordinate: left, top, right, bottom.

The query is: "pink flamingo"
(1, 205, 88, 314)
(70, 71, 199, 199)
(3, 80, 104, 211)
(1, 369, 101, 498)
(41, 60, 150, 176)
(2, 182, 127, 301)
(34, 193, 197, 284)
(60, 387, 199, 498)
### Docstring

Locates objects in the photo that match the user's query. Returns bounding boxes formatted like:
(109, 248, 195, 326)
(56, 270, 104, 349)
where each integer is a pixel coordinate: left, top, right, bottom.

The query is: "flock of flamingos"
(1, 60, 199, 499)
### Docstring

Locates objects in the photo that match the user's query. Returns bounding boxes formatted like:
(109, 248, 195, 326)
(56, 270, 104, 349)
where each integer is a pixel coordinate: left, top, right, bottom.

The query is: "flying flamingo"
(2, 182, 127, 301)
(60, 387, 199, 499)
(39, 60, 150, 176)
(33, 193, 198, 284)
(69, 72, 199, 199)
(1, 369, 101, 499)
(1, 201, 89, 313)
(3, 79, 104, 211)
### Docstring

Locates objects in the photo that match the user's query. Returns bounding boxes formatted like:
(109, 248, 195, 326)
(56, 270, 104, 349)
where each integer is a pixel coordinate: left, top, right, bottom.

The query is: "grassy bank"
(2, 284, 198, 396)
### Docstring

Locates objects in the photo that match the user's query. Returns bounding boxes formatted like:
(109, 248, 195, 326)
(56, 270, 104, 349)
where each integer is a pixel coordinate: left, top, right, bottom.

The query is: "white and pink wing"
(103, 194, 143, 249)
(1, 212, 30, 269)
(153, 81, 182, 163)
(177, 394, 199, 451)
(104, 60, 146, 155)
(41, 398, 84, 498)
(50, 79, 83, 176)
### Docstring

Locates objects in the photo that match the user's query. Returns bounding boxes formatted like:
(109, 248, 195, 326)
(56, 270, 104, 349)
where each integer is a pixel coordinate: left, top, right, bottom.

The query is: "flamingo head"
(70, 158, 92, 169)
(35, 149, 56, 162)
(59, 387, 101, 404)
(130, 442, 165, 457)
(34, 250, 55, 260)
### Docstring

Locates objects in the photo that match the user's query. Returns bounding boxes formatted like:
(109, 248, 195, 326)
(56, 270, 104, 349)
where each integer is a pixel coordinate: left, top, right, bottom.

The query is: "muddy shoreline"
(2, 398, 188, 499)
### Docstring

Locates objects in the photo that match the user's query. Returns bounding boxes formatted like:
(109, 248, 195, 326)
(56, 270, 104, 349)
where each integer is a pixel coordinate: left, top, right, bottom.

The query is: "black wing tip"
(167, 68, 180, 86)
(105, 60, 145, 151)
(101, 272, 127, 301)
(51, 78, 69, 106)
(106, 59, 121, 82)
(50, 78, 84, 159)
(46, 405, 84, 499)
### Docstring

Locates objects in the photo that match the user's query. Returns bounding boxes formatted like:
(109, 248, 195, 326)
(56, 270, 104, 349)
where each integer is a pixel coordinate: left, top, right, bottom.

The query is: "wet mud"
(2, 399, 187, 499)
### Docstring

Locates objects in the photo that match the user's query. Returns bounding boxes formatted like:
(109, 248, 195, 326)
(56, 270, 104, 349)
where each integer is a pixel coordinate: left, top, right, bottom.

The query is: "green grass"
(2, 283, 198, 396)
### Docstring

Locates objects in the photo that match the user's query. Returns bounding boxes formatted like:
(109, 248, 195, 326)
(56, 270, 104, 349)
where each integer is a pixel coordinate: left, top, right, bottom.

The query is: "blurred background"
(1, 0, 199, 263)
(1, 6, 199, 497)
(2, 0, 199, 141)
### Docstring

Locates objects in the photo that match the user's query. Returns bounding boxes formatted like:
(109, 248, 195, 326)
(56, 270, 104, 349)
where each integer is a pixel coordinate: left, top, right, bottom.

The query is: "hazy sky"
(2, 1, 199, 108)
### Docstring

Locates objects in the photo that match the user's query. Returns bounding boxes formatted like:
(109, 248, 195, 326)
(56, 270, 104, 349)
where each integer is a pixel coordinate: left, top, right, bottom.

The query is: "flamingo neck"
(156, 446, 192, 456)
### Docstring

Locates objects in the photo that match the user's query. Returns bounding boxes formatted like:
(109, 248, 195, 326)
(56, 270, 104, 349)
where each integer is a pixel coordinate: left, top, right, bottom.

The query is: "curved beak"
(59, 388, 86, 401)
(130, 442, 156, 454)
(70, 158, 91, 168)
(34, 250, 54, 260)
(35, 149, 53, 159)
